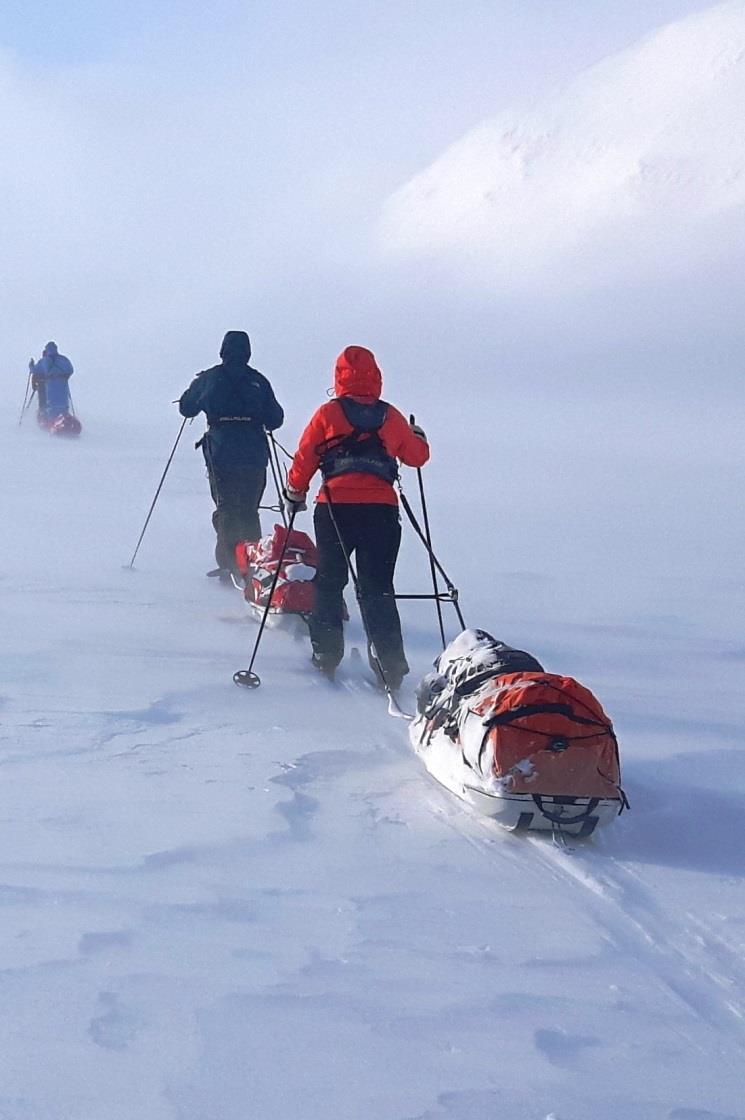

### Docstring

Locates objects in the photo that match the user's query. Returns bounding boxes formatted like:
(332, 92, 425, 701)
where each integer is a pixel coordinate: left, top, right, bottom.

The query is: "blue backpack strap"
(337, 397, 388, 430)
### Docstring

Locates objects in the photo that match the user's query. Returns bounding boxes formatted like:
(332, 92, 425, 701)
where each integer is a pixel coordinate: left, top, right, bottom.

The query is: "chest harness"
(317, 398, 398, 485)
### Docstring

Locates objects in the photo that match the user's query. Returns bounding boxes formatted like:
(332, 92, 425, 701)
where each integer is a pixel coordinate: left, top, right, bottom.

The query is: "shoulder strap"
(337, 397, 389, 431)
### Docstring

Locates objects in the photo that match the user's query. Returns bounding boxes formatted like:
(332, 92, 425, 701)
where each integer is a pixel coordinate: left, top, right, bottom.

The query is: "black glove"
(28, 358, 35, 372)
(283, 487, 307, 514)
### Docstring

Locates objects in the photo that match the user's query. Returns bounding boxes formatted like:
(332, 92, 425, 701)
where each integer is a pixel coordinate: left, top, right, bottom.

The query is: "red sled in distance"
(38, 411, 82, 438)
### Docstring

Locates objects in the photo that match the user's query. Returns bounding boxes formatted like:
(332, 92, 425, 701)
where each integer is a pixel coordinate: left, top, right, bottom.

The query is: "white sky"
(1, 0, 740, 426)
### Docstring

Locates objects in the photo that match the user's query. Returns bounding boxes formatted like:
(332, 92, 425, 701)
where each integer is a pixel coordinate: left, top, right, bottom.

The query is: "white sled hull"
(460, 786, 620, 836)
(411, 722, 621, 837)
(244, 598, 309, 635)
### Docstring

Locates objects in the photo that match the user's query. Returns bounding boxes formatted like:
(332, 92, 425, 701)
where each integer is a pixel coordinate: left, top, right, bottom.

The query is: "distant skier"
(284, 345, 430, 690)
(29, 341, 74, 422)
(179, 331, 284, 582)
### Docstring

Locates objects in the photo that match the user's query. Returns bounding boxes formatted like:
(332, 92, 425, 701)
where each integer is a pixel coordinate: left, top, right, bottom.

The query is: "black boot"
(311, 653, 337, 681)
(368, 643, 407, 693)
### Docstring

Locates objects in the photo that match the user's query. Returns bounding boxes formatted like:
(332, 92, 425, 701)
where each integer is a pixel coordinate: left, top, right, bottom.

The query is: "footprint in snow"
(88, 991, 144, 1051)
(274, 790, 320, 841)
(668, 1110, 745, 1120)
(105, 698, 181, 727)
(534, 1026, 601, 1067)
(78, 930, 132, 955)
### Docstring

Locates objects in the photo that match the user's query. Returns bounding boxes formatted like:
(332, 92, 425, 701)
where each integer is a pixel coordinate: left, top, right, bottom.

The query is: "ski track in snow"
(531, 845, 745, 1049)
(421, 777, 745, 1047)
(1, 423, 744, 1120)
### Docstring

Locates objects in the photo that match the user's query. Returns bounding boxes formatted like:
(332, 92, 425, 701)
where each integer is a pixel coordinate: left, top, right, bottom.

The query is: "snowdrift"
(380, 3, 745, 282)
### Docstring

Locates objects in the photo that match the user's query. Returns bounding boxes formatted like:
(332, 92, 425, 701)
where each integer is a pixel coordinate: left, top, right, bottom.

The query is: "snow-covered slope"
(380, 1, 745, 283)
(1, 411, 743, 1120)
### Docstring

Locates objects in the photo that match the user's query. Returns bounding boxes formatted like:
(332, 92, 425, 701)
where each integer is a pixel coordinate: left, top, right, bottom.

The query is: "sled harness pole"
(18, 372, 34, 426)
(322, 485, 409, 717)
(270, 435, 294, 461)
(126, 417, 188, 569)
(397, 483, 466, 631)
(266, 431, 288, 528)
(233, 508, 298, 689)
(410, 415, 446, 649)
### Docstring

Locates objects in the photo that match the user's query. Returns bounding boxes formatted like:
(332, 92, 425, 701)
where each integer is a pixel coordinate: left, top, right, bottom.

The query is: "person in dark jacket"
(284, 345, 429, 690)
(179, 331, 284, 580)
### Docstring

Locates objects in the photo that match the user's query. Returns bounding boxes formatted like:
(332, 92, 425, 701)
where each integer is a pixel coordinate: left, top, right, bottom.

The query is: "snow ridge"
(380, 2, 745, 282)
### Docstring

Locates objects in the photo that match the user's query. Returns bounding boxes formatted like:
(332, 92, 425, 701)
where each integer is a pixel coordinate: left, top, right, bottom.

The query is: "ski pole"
(126, 417, 188, 569)
(18, 372, 33, 426)
(410, 414, 446, 649)
(233, 508, 298, 688)
(322, 486, 409, 717)
(267, 431, 288, 528)
(269, 435, 294, 461)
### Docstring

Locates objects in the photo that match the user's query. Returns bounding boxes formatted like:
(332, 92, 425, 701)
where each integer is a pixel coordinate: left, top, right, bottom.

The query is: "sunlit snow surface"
(1, 414, 744, 1120)
(380, 2, 745, 288)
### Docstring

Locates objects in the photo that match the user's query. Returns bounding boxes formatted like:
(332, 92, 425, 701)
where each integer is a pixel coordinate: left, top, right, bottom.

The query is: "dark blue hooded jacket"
(179, 331, 284, 471)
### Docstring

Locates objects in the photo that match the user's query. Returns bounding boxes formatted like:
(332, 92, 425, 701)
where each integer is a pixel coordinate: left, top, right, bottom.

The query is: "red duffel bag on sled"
(234, 524, 317, 616)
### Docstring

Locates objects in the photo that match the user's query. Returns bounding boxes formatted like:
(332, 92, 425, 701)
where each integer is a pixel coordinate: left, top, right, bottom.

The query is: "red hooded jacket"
(287, 346, 430, 505)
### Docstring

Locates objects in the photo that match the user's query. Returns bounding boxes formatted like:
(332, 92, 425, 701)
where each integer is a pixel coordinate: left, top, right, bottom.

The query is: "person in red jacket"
(285, 345, 430, 689)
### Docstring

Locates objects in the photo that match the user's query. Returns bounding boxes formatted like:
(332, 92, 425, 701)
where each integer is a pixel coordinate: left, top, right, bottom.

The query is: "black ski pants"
(310, 502, 408, 678)
(206, 463, 266, 570)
